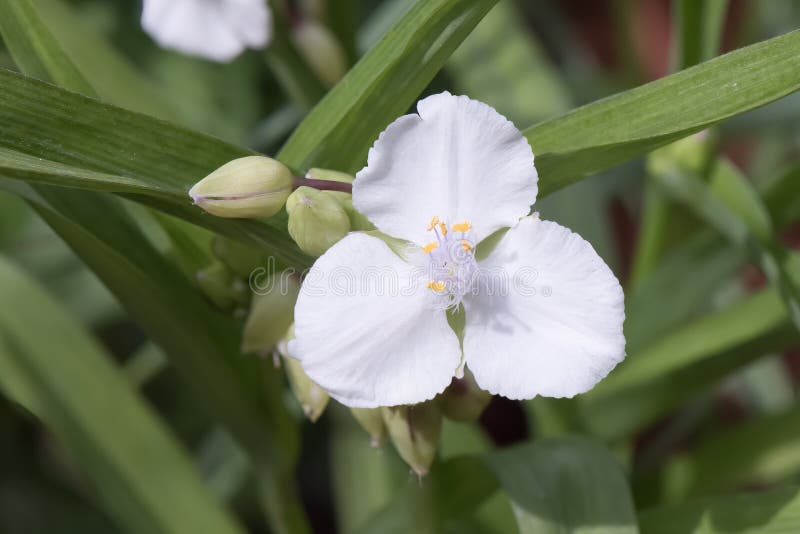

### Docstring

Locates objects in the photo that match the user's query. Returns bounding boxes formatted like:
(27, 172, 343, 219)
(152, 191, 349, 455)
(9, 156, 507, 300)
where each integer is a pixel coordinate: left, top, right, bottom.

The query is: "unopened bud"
(440, 370, 491, 422)
(286, 186, 351, 256)
(277, 325, 330, 422)
(648, 131, 712, 176)
(189, 156, 292, 219)
(292, 20, 347, 87)
(242, 274, 299, 353)
(306, 168, 374, 231)
(350, 408, 387, 447)
(196, 262, 237, 311)
(382, 402, 442, 477)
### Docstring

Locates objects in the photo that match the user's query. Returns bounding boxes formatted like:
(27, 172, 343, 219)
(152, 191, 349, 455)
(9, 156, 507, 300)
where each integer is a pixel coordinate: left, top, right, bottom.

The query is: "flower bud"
(381, 402, 442, 477)
(440, 370, 491, 422)
(292, 20, 347, 87)
(276, 325, 330, 422)
(189, 156, 292, 219)
(196, 261, 237, 311)
(306, 168, 374, 232)
(350, 408, 387, 447)
(242, 274, 300, 353)
(284, 355, 330, 422)
(648, 131, 713, 176)
(286, 186, 351, 256)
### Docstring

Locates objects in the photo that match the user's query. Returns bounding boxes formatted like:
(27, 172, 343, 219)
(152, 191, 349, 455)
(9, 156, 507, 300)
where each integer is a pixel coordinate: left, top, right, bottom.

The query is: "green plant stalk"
(630, 0, 729, 285)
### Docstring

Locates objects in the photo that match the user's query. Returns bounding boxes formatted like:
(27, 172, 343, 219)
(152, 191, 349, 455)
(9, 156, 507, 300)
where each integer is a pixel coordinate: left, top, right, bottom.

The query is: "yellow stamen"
(427, 280, 446, 292)
(427, 216, 440, 231)
(451, 220, 472, 233)
(439, 222, 448, 235)
(461, 240, 472, 251)
(422, 241, 439, 254)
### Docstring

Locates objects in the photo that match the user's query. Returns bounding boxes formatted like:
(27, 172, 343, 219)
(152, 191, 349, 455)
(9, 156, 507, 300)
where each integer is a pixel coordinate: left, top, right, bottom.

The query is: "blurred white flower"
(290, 92, 626, 408)
(141, 0, 272, 62)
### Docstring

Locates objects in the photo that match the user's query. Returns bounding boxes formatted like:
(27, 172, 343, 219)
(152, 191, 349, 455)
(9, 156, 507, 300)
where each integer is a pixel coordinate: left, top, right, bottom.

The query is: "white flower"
(290, 92, 626, 408)
(141, 0, 272, 62)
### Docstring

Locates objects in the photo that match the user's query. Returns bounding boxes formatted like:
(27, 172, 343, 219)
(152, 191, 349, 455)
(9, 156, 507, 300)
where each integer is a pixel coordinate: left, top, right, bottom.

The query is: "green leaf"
(674, 0, 729, 69)
(0, 0, 175, 119)
(0, 180, 308, 534)
(583, 280, 800, 440)
(645, 402, 800, 504)
(486, 436, 638, 534)
(277, 0, 499, 174)
(526, 30, 800, 197)
(639, 485, 800, 533)
(0, 69, 311, 268)
(0, 256, 245, 534)
(0, 0, 93, 95)
(654, 157, 800, 330)
(357, 456, 499, 534)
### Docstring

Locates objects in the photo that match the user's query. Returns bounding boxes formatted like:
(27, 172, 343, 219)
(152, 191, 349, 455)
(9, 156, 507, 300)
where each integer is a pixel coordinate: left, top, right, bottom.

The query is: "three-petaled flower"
(290, 92, 626, 408)
(141, 0, 271, 62)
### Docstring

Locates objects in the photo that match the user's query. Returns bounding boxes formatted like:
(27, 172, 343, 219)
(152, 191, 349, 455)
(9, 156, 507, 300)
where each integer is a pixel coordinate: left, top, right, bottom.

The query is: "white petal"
(353, 92, 538, 247)
(141, 0, 271, 62)
(290, 233, 462, 407)
(463, 217, 625, 399)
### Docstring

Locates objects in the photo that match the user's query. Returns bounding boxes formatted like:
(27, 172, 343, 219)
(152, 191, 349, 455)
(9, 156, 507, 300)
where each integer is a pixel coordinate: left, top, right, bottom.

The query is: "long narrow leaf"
(526, 29, 800, 196)
(0, 257, 245, 534)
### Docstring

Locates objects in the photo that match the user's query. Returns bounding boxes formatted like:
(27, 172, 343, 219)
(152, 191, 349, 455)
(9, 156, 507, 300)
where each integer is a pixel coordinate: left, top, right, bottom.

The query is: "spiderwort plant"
(290, 92, 627, 408)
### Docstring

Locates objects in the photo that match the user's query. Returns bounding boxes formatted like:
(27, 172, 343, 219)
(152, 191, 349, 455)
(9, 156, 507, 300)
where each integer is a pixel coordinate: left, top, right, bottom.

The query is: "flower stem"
(293, 176, 353, 194)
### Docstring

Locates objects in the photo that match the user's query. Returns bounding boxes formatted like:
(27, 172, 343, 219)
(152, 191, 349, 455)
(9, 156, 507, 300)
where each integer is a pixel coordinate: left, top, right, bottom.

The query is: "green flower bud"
(189, 156, 292, 219)
(292, 20, 347, 87)
(350, 408, 387, 447)
(286, 186, 351, 256)
(196, 261, 237, 311)
(382, 402, 442, 477)
(241, 274, 300, 353)
(440, 370, 491, 422)
(648, 131, 713, 176)
(306, 168, 374, 231)
(284, 355, 330, 422)
(276, 324, 330, 422)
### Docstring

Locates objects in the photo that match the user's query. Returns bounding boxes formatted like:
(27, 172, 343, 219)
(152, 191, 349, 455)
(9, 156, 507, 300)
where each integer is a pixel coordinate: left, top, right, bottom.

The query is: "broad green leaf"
(0, 256, 245, 534)
(357, 456, 498, 534)
(645, 402, 800, 504)
(639, 485, 800, 533)
(277, 0, 499, 174)
(486, 437, 638, 534)
(526, 29, 800, 196)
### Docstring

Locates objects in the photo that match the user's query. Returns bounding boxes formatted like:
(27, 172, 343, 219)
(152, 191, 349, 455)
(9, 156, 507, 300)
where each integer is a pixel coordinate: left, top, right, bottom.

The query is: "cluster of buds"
(348, 371, 491, 477)
(190, 157, 492, 475)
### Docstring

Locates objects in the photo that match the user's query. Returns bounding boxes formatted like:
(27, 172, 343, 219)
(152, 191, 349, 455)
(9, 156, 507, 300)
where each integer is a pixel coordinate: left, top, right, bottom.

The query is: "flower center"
(423, 216, 478, 309)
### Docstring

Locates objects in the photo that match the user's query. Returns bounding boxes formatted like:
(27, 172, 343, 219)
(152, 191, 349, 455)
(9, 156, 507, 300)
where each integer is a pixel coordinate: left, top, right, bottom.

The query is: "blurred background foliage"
(0, 0, 799, 532)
